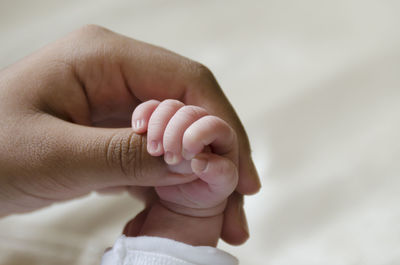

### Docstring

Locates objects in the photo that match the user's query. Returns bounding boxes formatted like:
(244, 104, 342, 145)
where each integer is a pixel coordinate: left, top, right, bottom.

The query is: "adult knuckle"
(191, 62, 215, 81)
(105, 131, 144, 182)
(70, 24, 113, 49)
(65, 24, 115, 60)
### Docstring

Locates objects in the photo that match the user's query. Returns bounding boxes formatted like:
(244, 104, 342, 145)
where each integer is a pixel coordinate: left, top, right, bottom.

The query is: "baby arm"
(130, 99, 239, 247)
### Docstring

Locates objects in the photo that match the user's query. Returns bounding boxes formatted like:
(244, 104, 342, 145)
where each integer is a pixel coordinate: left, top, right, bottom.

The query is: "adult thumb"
(9, 115, 190, 204)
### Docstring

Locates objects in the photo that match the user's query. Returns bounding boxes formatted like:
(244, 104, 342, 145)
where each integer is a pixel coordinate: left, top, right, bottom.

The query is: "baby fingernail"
(132, 119, 143, 130)
(164, 151, 179, 165)
(148, 140, 161, 154)
(192, 157, 208, 173)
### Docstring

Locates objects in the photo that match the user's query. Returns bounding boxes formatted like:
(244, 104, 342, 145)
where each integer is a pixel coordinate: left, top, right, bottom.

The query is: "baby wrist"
(139, 201, 223, 247)
(159, 199, 227, 218)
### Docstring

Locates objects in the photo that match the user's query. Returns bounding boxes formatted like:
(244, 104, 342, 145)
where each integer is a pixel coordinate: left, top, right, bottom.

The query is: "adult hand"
(0, 25, 260, 244)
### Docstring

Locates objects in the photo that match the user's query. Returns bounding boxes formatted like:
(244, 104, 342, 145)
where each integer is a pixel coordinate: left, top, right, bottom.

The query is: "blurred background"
(1, 0, 400, 264)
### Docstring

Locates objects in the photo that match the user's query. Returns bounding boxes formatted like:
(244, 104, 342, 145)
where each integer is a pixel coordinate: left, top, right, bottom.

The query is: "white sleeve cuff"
(101, 235, 238, 265)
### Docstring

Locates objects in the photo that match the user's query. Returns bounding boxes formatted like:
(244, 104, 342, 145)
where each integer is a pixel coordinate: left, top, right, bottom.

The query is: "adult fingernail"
(164, 151, 179, 165)
(148, 140, 161, 154)
(192, 157, 208, 173)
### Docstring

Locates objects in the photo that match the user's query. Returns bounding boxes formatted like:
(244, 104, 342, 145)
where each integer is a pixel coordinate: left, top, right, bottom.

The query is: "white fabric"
(101, 236, 238, 265)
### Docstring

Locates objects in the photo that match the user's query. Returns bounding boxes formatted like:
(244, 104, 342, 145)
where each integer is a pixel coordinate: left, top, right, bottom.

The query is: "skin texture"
(124, 204, 223, 247)
(127, 99, 239, 247)
(0, 25, 260, 245)
(133, 100, 238, 216)
(139, 202, 224, 247)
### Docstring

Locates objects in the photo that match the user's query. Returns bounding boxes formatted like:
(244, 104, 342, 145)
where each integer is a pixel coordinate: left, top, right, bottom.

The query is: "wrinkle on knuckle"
(70, 25, 116, 55)
(190, 63, 220, 90)
(105, 131, 143, 182)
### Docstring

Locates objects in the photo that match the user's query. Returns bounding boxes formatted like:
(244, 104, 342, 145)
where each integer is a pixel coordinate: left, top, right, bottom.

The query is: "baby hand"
(131, 99, 239, 217)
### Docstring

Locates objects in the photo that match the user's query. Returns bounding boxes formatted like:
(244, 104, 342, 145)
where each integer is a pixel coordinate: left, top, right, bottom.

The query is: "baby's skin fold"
(129, 99, 239, 246)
